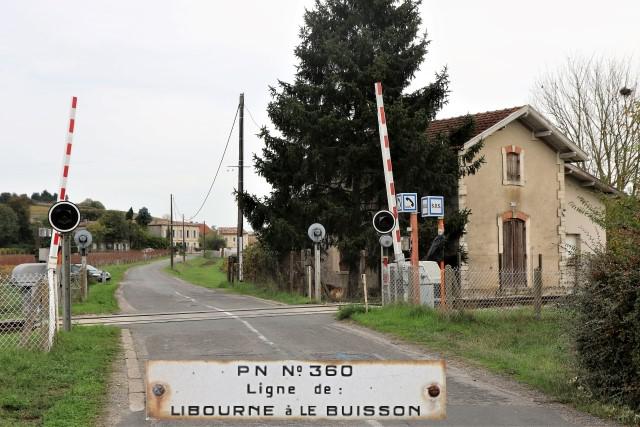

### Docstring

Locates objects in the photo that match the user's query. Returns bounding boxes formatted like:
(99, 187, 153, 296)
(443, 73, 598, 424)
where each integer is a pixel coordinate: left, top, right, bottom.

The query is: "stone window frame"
(501, 145, 525, 186)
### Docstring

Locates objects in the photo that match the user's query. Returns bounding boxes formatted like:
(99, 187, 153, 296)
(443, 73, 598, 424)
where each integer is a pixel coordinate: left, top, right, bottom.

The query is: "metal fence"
(382, 263, 572, 311)
(0, 273, 51, 352)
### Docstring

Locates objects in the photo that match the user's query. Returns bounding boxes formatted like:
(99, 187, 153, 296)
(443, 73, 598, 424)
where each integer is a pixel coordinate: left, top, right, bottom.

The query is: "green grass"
(342, 304, 639, 425)
(0, 326, 119, 427)
(166, 257, 312, 305)
(29, 203, 51, 222)
(72, 259, 164, 315)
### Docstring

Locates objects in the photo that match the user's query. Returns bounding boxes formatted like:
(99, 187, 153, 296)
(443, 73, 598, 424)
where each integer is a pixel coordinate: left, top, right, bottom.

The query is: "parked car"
(71, 264, 111, 282)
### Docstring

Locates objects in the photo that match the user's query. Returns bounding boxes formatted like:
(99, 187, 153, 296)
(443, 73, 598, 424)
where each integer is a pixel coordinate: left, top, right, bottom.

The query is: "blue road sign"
(397, 193, 418, 213)
(421, 196, 444, 217)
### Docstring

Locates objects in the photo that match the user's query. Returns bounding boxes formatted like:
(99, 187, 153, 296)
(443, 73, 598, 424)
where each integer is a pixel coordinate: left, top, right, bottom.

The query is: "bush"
(243, 242, 281, 284)
(571, 195, 640, 411)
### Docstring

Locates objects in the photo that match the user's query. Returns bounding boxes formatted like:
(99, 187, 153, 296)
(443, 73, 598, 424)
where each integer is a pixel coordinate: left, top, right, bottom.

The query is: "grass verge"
(72, 258, 165, 315)
(166, 257, 312, 305)
(0, 326, 119, 427)
(340, 304, 639, 424)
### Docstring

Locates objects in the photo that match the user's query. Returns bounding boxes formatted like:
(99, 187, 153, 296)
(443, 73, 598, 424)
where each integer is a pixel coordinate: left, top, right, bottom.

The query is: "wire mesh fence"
(382, 263, 573, 311)
(0, 272, 51, 352)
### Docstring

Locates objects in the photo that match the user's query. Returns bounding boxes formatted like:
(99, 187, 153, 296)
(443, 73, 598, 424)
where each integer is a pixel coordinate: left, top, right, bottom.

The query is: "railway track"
(72, 303, 348, 326)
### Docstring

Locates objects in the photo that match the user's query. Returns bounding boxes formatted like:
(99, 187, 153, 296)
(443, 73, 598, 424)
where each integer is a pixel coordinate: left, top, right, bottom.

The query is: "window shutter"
(506, 152, 520, 182)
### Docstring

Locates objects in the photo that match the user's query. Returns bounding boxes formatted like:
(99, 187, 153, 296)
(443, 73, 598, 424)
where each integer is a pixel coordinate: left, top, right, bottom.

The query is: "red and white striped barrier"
(47, 96, 78, 343)
(374, 83, 403, 262)
(47, 96, 77, 269)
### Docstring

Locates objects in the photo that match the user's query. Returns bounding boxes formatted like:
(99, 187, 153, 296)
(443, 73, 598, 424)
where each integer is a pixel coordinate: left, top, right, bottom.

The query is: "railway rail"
(72, 303, 357, 327)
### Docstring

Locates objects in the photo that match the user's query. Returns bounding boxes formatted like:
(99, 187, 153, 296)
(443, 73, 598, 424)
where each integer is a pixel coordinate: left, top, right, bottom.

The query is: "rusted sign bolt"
(427, 384, 440, 398)
(152, 384, 165, 397)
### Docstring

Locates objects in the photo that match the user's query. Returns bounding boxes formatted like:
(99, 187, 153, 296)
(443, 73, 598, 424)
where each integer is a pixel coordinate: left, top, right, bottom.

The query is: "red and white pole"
(47, 96, 77, 270)
(47, 97, 78, 340)
(374, 82, 403, 262)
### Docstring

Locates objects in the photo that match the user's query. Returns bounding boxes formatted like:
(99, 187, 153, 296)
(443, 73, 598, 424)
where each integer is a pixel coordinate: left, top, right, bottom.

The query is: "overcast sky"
(1, 1, 638, 228)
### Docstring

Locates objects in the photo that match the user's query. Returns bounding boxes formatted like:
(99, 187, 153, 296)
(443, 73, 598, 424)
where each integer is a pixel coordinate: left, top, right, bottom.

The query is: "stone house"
(427, 105, 616, 291)
(147, 219, 200, 253)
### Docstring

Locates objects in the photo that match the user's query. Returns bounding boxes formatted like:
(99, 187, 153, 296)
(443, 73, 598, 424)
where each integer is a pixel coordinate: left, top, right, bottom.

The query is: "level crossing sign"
(421, 196, 444, 217)
(397, 193, 418, 213)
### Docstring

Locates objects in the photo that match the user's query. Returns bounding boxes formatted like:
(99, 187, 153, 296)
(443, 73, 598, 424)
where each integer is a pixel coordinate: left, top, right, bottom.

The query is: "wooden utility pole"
(203, 220, 206, 258)
(182, 214, 186, 263)
(170, 194, 174, 269)
(237, 93, 245, 281)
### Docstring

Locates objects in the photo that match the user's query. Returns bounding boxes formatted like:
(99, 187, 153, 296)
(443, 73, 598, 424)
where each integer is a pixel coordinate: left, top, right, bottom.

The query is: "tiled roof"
(197, 223, 212, 234)
(426, 106, 523, 141)
(217, 227, 248, 235)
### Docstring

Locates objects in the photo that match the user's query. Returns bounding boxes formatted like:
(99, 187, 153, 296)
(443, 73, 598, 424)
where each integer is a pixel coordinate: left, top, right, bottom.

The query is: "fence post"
(498, 253, 503, 293)
(534, 254, 543, 319)
(445, 265, 459, 311)
(289, 251, 294, 294)
(362, 273, 368, 313)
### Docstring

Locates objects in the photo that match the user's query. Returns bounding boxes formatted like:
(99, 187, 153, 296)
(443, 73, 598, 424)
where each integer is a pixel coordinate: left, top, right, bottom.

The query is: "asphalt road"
(108, 259, 610, 427)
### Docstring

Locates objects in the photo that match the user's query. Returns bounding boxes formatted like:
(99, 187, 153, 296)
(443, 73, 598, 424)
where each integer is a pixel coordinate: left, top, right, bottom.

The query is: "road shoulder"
(334, 321, 616, 426)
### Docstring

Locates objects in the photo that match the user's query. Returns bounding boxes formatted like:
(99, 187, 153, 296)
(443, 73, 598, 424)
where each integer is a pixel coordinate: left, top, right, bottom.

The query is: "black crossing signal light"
(372, 210, 396, 234)
(48, 201, 81, 233)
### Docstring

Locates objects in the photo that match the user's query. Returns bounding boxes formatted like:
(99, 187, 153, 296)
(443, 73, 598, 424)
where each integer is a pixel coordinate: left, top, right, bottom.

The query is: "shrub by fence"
(570, 257, 640, 412)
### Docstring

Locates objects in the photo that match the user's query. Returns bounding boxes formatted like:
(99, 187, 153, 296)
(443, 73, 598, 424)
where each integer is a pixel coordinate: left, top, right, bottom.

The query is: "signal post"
(48, 201, 81, 331)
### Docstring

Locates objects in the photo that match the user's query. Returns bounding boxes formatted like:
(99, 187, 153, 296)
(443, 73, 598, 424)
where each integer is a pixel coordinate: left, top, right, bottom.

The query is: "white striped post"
(47, 96, 77, 342)
(374, 82, 403, 262)
(47, 96, 77, 269)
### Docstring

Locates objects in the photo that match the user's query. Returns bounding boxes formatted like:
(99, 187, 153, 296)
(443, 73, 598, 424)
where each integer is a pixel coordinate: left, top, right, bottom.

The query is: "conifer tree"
(240, 0, 483, 294)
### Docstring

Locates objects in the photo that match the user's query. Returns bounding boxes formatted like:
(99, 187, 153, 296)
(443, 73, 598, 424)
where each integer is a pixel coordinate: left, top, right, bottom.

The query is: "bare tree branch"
(532, 56, 640, 195)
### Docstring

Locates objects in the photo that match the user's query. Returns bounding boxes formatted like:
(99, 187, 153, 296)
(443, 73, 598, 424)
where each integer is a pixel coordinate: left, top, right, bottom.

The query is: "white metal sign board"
(146, 360, 446, 421)
(422, 196, 444, 217)
(397, 193, 418, 213)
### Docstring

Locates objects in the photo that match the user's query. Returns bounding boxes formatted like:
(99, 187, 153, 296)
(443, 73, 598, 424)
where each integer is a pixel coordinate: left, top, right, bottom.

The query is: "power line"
(187, 105, 240, 221)
(245, 105, 263, 130)
(172, 195, 182, 219)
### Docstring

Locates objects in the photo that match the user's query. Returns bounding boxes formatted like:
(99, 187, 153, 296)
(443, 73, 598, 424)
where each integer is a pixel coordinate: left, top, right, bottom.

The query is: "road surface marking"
(175, 291, 280, 348)
(202, 303, 280, 348)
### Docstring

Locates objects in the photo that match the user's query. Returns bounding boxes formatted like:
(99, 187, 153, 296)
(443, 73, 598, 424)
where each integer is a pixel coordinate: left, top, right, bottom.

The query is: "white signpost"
(146, 360, 446, 421)
(421, 196, 444, 217)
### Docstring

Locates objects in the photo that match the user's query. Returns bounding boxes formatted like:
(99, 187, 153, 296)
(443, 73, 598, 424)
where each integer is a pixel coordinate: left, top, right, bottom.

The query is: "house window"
(502, 146, 524, 185)
(506, 152, 520, 181)
(186, 230, 189, 238)
(565, 233, 581, 261)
